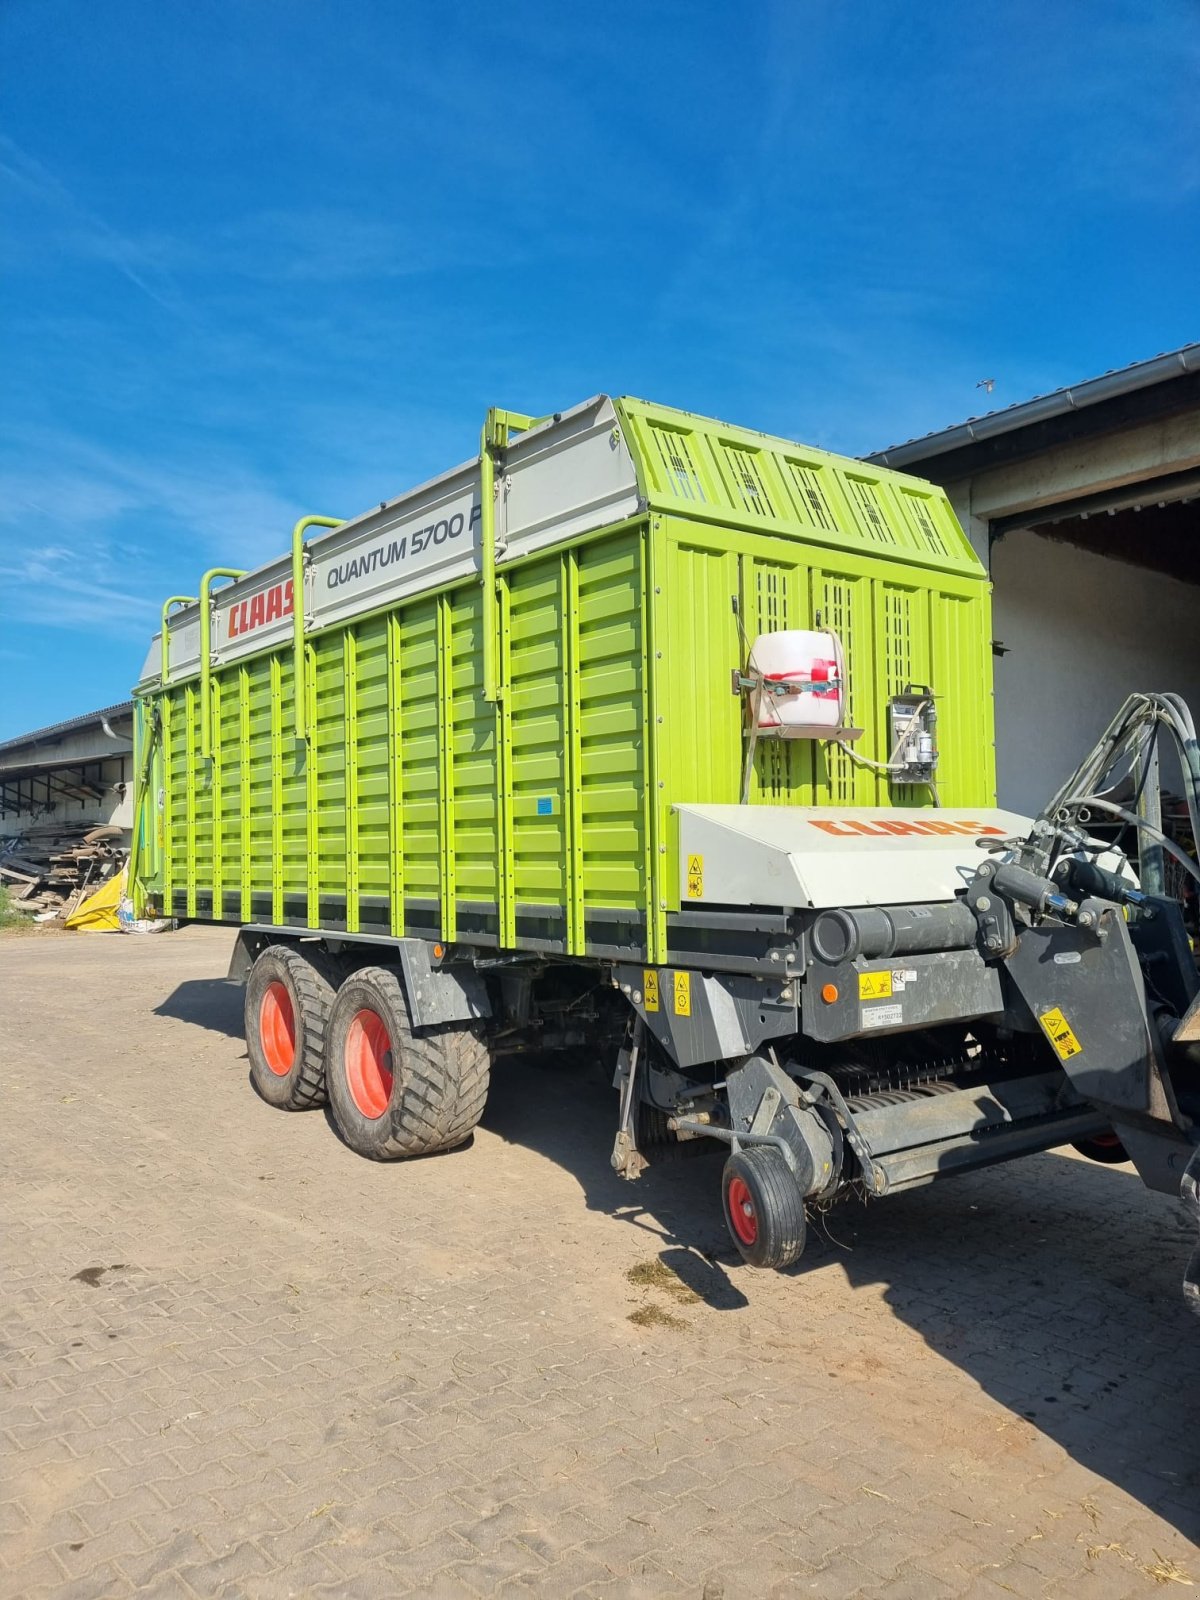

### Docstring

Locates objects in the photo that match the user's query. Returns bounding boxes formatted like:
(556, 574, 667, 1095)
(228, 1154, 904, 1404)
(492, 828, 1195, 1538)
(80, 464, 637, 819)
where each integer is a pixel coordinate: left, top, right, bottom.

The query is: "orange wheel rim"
(345, 1008, 393, 1119)
(260, 982, 296, 1076)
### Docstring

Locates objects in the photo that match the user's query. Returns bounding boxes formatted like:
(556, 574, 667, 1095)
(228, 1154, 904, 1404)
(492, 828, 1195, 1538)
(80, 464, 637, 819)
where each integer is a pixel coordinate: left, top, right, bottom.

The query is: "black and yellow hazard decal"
(859, 970, 893, 1001)
(643, 969, 659, 1012)
(686, 853, 704, 899)
(673, 970, 691, 1017)
(1039, 1006, 1082, 1060)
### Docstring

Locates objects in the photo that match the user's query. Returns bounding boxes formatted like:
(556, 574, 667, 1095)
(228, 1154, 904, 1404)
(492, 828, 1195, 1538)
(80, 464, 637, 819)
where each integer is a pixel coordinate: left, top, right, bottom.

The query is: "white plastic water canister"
(748, 630, 844, 734)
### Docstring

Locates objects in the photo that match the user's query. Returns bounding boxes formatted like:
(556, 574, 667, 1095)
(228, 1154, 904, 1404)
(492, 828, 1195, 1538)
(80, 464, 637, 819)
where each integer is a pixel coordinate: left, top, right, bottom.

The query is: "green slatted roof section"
(614, 397, 984, 580)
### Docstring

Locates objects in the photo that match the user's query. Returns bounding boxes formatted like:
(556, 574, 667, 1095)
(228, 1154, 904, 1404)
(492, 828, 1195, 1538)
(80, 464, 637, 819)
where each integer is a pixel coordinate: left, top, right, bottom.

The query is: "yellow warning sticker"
(686, 853, 704, 900)
(1039, 1007, 1082, 1060)
(673, 970, 691, 1017)
(859, 970, 893, 1001)
(644, 969, 659, 1012)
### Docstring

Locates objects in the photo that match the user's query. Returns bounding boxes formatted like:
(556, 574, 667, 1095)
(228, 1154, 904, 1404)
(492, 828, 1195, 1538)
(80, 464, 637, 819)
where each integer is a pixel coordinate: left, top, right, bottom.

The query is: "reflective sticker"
(859, 970, 893, 1001)
(644, 969, 660, 1012)
(686, 853, 704, 899)
(1039, 1006, 1083, 1060)
(673, 971, 691, 1017)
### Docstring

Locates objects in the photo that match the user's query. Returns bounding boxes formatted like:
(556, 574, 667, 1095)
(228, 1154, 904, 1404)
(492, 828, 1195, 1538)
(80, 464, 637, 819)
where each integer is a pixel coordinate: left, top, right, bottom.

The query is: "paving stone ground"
(1, 924, 1198, 1599)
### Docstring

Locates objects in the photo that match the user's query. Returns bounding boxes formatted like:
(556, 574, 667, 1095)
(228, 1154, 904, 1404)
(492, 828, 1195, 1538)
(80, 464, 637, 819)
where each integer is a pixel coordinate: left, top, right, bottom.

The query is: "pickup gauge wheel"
(721, 1147, 807, 1270)
(1072, 1132, 1130, 1165)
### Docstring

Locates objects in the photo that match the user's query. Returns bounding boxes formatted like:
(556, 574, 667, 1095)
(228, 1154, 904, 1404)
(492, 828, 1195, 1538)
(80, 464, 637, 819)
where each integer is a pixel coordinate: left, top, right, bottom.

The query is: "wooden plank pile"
(0, 823, 128, 920)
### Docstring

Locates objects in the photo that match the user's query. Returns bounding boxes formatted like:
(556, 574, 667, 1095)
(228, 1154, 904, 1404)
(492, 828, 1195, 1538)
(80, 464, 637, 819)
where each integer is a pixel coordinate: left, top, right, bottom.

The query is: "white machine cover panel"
(676, 805, 1034, 909)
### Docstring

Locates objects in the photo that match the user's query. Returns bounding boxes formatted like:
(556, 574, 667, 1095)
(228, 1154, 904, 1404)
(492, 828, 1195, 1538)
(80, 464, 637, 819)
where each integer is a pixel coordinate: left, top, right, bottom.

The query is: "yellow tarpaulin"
(64, 867, 127, 932)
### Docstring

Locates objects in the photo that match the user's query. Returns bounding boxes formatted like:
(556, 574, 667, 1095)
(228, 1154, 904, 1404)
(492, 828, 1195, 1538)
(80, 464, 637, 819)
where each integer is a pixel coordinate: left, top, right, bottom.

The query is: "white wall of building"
(987, 529, 1200, 816)
(0, 711, 135, 841)
(0, 751, 133, 839)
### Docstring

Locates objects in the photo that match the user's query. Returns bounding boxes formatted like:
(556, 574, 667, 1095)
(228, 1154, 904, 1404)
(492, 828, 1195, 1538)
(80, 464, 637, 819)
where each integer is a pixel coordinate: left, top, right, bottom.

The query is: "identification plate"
(862, 1003, 903, 1030)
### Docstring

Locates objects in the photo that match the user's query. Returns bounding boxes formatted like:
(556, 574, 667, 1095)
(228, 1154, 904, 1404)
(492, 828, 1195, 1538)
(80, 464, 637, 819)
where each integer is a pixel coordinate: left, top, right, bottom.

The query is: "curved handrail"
(160, 594, 197, 686)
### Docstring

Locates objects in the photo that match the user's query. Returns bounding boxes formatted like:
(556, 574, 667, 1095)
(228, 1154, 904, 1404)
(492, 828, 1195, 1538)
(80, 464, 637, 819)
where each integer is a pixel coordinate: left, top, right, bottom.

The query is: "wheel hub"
(727, 1175, 758, 1245)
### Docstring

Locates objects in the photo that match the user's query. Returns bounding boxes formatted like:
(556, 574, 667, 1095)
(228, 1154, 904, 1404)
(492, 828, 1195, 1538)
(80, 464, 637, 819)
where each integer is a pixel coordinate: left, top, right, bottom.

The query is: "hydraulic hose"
(1060, 795, 1200, 890)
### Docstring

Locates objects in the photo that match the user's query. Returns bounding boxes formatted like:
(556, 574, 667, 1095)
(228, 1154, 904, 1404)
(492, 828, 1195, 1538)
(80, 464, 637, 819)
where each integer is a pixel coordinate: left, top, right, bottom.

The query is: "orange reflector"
(821, 983, 838, 1004)
(433, 944, 445, 959)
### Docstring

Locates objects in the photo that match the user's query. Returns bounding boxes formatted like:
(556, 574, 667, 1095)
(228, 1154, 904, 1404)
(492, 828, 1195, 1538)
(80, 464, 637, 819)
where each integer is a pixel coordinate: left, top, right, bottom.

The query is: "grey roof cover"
(868, 344, 1200, 470)
(0, 702, 134, 756)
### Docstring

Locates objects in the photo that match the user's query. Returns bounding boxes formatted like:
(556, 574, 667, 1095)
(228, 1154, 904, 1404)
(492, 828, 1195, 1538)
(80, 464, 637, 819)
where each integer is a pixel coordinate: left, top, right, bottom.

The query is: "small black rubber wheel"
(325, 965, 491, 1160)
(245, 945, 337, 1111)
(1072, 1132, 1130, 1165)
(722, 1147, 807, 1269)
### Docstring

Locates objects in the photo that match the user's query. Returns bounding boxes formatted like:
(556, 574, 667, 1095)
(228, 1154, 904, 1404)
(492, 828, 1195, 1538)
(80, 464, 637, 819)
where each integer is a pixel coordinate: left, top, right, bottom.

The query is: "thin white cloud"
(0, 430, 299, 560)
(0, 134, 187, 313)
(0, 539, 161, 636)
(0, 421, 310, 644)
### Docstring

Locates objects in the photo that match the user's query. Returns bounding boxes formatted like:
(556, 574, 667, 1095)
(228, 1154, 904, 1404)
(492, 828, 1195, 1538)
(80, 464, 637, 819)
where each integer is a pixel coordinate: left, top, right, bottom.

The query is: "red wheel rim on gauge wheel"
(727, 1176, 758, 1245)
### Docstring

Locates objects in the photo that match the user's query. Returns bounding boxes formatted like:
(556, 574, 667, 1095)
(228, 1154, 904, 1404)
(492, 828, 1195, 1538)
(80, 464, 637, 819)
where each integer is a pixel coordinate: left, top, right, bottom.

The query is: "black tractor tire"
(245, 944, 337, 1111)
(722, 1146, 807, 1270)
(1072, 1132, 1130, 1165)
(325, 964, 491, 1160)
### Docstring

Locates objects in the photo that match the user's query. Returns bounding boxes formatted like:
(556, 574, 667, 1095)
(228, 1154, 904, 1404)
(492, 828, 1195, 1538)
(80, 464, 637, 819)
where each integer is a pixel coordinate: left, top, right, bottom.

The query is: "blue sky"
(1, 0, 1197, 738)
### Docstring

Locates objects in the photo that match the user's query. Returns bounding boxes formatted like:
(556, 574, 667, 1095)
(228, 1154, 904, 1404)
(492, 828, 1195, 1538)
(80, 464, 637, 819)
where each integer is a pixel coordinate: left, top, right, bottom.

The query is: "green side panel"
(398, 598, 440, 922)
(353, 618, 391, 918)
(448, 584, 499, 925)
(246, 659, 275, 911)
(162, 688, 181, 899)
(503, 529, 649, 953)
(813, 565, 879, 805)
(575, 529, 649, 932)
(183, 683, 197, 916)
(616, 397, 982, 580)
(386, 614, 405, 935)
(214, 671, 238, 910)
(311, 634, 347, 912)
(930, 585, 997, 809)
(652, 516, 994, 813)
(276, 654, 305, 917)
(507, 557, 570, 921)
(654, 528, 742, 810)
(192, 679, 213, 916)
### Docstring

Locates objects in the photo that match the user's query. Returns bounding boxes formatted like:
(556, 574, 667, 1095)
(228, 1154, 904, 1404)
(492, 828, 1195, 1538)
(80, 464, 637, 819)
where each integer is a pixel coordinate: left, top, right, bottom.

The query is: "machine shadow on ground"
(483, 1051, 1200, 1547)
(155, 972, 1200, 1546)
(154, 976, 245, 1039)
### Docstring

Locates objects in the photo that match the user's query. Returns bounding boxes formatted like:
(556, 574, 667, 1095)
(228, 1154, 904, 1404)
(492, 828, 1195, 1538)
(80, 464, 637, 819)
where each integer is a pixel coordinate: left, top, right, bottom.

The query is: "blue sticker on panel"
(536, 797, 554, 816)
